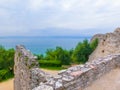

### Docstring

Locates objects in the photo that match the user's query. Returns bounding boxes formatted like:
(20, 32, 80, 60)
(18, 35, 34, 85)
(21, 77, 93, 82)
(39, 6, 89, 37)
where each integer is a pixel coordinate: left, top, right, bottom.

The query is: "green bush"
(0, 69, 13, 81)
(0, 45, 14, 82)
(72, 39, 98, 64)
(39, 46, 71, 65)
(39, 60, 62, 67)
(72, 39, 92, 63)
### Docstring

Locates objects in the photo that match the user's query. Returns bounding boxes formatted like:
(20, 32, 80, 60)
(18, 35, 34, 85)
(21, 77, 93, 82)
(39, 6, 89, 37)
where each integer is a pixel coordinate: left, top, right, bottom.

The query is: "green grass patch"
(39, 60, 62, 67)
(40, 66, 65, 70)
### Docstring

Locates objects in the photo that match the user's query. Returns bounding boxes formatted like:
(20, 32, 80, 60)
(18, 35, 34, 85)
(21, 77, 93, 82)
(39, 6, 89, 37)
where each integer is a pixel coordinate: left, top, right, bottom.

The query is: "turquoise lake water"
(0, 37, 91, 54)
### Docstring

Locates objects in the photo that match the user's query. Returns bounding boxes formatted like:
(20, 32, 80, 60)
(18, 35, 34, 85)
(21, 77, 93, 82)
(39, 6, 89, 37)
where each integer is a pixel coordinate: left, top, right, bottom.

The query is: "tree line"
(37, 39, 98, 66)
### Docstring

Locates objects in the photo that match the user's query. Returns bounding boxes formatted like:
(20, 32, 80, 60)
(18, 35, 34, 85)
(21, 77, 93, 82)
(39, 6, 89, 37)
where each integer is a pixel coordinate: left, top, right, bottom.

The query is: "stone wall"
(14, 45, 39, 90)
(14, 45, 120, 90)
(89, 28, 120, 62)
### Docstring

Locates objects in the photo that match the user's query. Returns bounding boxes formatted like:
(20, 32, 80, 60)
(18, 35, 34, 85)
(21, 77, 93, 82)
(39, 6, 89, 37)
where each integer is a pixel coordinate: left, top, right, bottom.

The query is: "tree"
(37, 39, 98, 66)
(36, 54, 44, 60)
(44, 46, 71, 65)
(90, 38, 98, 51)
(0, 45, 15, 81)
(72, 40, 92, 63)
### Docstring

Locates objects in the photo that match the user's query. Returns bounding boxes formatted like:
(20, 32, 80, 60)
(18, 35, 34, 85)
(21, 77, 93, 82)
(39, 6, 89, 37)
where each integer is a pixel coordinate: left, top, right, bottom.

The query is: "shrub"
(0, 69, 13, 81)
(0, 45, 14, 82)
(39, 60, 62, 67)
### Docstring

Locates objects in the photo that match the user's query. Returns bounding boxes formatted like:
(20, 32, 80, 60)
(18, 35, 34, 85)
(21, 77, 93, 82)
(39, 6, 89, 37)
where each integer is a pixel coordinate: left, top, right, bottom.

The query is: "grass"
(40, 66, 65, 70)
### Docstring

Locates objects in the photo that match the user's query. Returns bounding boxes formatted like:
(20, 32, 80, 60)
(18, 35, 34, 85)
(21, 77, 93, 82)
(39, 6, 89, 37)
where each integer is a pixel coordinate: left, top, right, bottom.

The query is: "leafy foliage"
(44, 47, 71, 65)
(90, 38, 99, 51)
(37, 39, 98, 65)
(0, 45, 15, 82)
(72, 40, 92, 63)
(39, 60, 61, 67)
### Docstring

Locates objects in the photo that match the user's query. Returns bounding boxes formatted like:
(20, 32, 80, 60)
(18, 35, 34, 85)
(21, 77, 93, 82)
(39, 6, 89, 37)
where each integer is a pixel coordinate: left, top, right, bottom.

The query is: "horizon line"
(0, 35, 92, 38)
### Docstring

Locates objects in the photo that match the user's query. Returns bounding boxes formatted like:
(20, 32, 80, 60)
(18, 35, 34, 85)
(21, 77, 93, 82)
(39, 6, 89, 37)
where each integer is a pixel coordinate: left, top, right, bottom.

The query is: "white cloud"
(48, 0, 120, 30)
(27, 0, 44, 11)
(27, 0, 56, 12)
(0, 0, 120, 36)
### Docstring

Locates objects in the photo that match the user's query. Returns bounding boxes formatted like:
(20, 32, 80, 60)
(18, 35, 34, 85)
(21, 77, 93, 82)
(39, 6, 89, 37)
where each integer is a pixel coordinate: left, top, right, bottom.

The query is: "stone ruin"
(14, 45, 120, 90)
(89, 28, 120, 62)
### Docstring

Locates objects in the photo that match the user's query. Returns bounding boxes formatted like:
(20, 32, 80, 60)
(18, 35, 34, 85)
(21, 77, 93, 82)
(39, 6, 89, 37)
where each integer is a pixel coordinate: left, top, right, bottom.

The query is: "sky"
(0, 0, 120, 36)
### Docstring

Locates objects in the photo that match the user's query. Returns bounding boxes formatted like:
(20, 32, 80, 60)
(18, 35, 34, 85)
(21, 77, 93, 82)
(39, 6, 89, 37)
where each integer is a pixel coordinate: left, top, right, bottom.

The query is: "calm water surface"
(0, 37, 91, 54)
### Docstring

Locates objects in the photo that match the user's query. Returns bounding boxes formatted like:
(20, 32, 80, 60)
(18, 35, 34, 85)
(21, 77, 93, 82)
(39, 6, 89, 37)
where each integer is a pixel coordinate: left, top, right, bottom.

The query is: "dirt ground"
(0, 69, 59, 90)
(0, 78, 14, 90)
(0, 69, 120, 90)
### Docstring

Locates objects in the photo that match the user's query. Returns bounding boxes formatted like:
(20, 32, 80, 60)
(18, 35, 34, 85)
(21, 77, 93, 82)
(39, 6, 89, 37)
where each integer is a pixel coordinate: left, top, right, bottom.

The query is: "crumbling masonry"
(14, 45, 120, 90)
(89, 28, 120, 62)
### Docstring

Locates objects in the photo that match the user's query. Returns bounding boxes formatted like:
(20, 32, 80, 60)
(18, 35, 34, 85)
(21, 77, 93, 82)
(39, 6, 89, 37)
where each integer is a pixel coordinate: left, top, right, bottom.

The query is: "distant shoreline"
(0, 36, 92, 39)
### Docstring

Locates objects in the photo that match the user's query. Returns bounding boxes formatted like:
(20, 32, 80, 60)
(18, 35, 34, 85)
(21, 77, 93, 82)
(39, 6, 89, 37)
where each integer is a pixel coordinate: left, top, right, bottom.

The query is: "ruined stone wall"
(14, 45, 120, 90)
(89, 28, 120, 62)
(14, 45, 39, 90)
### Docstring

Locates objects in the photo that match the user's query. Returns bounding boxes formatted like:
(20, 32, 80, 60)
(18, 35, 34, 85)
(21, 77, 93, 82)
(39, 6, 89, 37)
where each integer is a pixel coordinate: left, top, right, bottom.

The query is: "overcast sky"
(0, 0, 120, 36)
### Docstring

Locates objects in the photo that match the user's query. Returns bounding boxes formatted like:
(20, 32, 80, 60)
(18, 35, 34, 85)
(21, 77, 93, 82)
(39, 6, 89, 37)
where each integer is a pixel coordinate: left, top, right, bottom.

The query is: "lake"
(0, 36, 91, 54)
